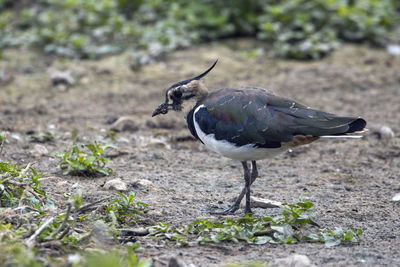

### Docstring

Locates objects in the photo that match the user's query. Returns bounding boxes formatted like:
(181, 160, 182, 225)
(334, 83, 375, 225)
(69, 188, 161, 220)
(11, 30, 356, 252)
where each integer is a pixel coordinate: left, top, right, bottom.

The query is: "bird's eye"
(173, 90, 182, 99)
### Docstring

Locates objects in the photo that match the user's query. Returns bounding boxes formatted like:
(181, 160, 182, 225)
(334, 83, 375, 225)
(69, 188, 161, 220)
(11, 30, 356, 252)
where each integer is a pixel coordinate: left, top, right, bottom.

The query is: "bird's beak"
(152, 102, 169, 117)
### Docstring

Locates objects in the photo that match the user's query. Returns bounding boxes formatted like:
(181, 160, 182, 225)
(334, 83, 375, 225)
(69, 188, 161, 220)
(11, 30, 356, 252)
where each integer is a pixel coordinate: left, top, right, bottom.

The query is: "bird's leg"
(251, 161, 258, 181)
(211, 161, 258, 215)
(242, 161, 252, 214)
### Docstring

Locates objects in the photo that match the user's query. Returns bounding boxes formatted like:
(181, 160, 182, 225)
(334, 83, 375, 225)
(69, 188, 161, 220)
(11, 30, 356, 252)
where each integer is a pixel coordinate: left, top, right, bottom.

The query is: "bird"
(152, 60, 366, 215)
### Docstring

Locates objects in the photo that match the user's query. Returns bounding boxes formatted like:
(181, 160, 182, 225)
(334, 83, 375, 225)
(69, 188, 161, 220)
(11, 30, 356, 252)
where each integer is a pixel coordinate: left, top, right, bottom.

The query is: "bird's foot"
(210, 204, 239, 215)
(244, 207, 253, 215)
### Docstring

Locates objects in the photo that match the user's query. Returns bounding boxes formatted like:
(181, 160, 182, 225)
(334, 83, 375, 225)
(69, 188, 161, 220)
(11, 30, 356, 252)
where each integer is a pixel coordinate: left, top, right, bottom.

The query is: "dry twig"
(76, 197, 111, 214)
(26, 217, 54, 248)
(51, 203, 72, 238)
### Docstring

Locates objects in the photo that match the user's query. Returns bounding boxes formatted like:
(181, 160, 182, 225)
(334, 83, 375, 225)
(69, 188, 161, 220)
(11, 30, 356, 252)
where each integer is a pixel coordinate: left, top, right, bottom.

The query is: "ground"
(0, 40, 399, 266)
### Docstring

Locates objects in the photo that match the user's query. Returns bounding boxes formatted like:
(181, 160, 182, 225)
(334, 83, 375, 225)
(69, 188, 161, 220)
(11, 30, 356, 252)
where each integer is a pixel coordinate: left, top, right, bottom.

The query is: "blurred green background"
(0, 0, 398, 60)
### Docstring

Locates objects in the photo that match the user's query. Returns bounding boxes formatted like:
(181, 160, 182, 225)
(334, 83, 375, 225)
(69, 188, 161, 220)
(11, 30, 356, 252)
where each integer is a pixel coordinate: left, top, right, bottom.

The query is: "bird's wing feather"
(196, 87, 366, 148)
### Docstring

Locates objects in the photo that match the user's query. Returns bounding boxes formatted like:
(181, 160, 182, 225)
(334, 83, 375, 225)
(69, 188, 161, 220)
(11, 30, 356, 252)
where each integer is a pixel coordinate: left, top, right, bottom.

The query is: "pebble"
(369, 124, 395, 140)
(387, 44, 400, 55)
(103, 178, 128, 191)
(131, 178, 155, 191)
(49, 69, 75, 86)
(117, 137, 130, 143)
(67, 254, 81, 265)
(146, 118, 183, 129)
(110, 116, 139, 132)
(238, 196, 281, 209)
(251, 196, 282, 209)
(106, 116, 118, 125)
(10, 133, 22, 142)
(30, 144, 49, 157)
(168, 256, 188, 267)
(378, 126, 395, 139)
(56, 181, 68, 187)
(272, 254, 315, 267)
(91, 220, 115, 246)
(144, 137, 171, 149)
(392, 193, 400, 202)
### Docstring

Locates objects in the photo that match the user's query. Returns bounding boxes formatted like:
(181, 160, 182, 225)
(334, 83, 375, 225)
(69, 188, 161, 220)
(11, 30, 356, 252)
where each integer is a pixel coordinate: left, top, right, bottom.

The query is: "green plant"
(148, 201, 363, 247)
(29, 131, 58, 143)
(78, 244, 152, 267)
(0, 0, 397, 60)
(148, 222, 190, 246)
(56, 142, 114, 176)
(257, 0, 397, 59)
(0, 172, 150, 266)
(0, 240, 45, 267)
(0, 134, 8, 144)
(0, 162, 47, 210)
(105, 192, 148, 226)
(308, 228, 363, 247)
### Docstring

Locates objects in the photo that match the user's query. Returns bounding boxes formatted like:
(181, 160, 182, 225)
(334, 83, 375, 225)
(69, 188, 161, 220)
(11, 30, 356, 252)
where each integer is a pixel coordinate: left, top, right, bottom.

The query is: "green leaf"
(325, 238, 341, 247)
(85, 143, 96, 153)
(254, 236, 271, 244)
(137, 259, 153, 267)
(296, 201, 314, 209)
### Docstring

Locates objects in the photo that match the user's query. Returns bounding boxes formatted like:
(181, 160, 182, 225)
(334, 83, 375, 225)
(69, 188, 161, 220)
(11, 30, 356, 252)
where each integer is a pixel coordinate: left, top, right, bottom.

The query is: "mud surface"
(1, 40, 399, 266)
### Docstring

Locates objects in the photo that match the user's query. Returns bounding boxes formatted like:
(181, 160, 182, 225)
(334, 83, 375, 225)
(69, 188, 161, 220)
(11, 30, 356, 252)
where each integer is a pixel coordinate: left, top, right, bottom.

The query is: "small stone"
(168, 256, 188, 267)
(387, 44, 400, 55)
(378, 126, 395, 139)
(147, 210, 164, 217)
(67, 254, 81, 265)
(54, 84, 68, 92)
(117, 137, 130, 143)
(49, 69, 75, 87)
(146, 118, 183, 129)
(131, 179, 155, 191)
(392, 193, 400, 202)
(30, 144, 49, 157)
(251, 196, 282, 209)
(10, 133, 22, 142)
(0, 70, 14, 85)
(369, 124, 395, 140)
(142, 137, 170, 149)
(148, 42, 164, 58)
(56, 181, 68, 187)
(106, 116, 118, 125)
(103, 178, 127, 191)
(239, 196, 282, 209)
(152, 152, 165, 160)
(132, 135, 170, 149)
(110, 116, 139, 132)
(95, 68, 112, 75)
(25, 130, 35, 135)
(272, 254, 315, 267)
(91, 220, 115, 246)
(119, 228, 149, 236)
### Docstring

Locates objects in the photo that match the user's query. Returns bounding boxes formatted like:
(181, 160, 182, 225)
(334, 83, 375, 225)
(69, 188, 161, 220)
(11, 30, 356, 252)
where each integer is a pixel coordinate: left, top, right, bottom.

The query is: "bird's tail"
(322, 117, 367, 138)
(320, 118, 367, 138)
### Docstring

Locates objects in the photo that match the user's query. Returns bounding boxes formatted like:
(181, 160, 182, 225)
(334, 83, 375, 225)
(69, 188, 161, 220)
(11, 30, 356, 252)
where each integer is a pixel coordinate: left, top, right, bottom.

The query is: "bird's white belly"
(193, 106, 287, 161)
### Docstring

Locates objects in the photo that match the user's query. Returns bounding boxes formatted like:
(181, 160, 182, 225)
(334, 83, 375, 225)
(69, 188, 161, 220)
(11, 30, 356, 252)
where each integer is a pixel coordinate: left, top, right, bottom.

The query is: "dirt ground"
(1, 39, 399, 266)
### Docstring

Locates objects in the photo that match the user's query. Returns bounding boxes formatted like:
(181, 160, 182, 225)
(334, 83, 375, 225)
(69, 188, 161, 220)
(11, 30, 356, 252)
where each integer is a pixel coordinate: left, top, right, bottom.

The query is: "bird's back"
(187, 87, 366, 153)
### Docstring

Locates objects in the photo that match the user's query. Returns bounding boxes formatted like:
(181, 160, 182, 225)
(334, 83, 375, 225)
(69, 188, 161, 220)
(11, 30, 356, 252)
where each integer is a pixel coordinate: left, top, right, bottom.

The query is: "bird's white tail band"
(320, 135, 363, 139)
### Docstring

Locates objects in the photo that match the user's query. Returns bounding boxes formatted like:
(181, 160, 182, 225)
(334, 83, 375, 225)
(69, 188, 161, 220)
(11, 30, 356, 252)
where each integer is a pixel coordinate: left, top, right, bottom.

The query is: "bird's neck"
(187, 80, 209, 99)
(194, 80, 209, 99)
(182, 80, 209, 114)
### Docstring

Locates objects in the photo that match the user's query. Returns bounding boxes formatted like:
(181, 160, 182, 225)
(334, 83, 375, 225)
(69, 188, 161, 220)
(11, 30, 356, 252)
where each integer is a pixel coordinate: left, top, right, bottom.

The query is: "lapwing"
(152, 60, 366, 215)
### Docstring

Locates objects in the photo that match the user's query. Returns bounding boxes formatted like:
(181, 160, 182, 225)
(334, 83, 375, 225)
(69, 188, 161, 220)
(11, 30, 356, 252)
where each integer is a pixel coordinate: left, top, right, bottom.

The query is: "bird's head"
(152, 60, 218, 117)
